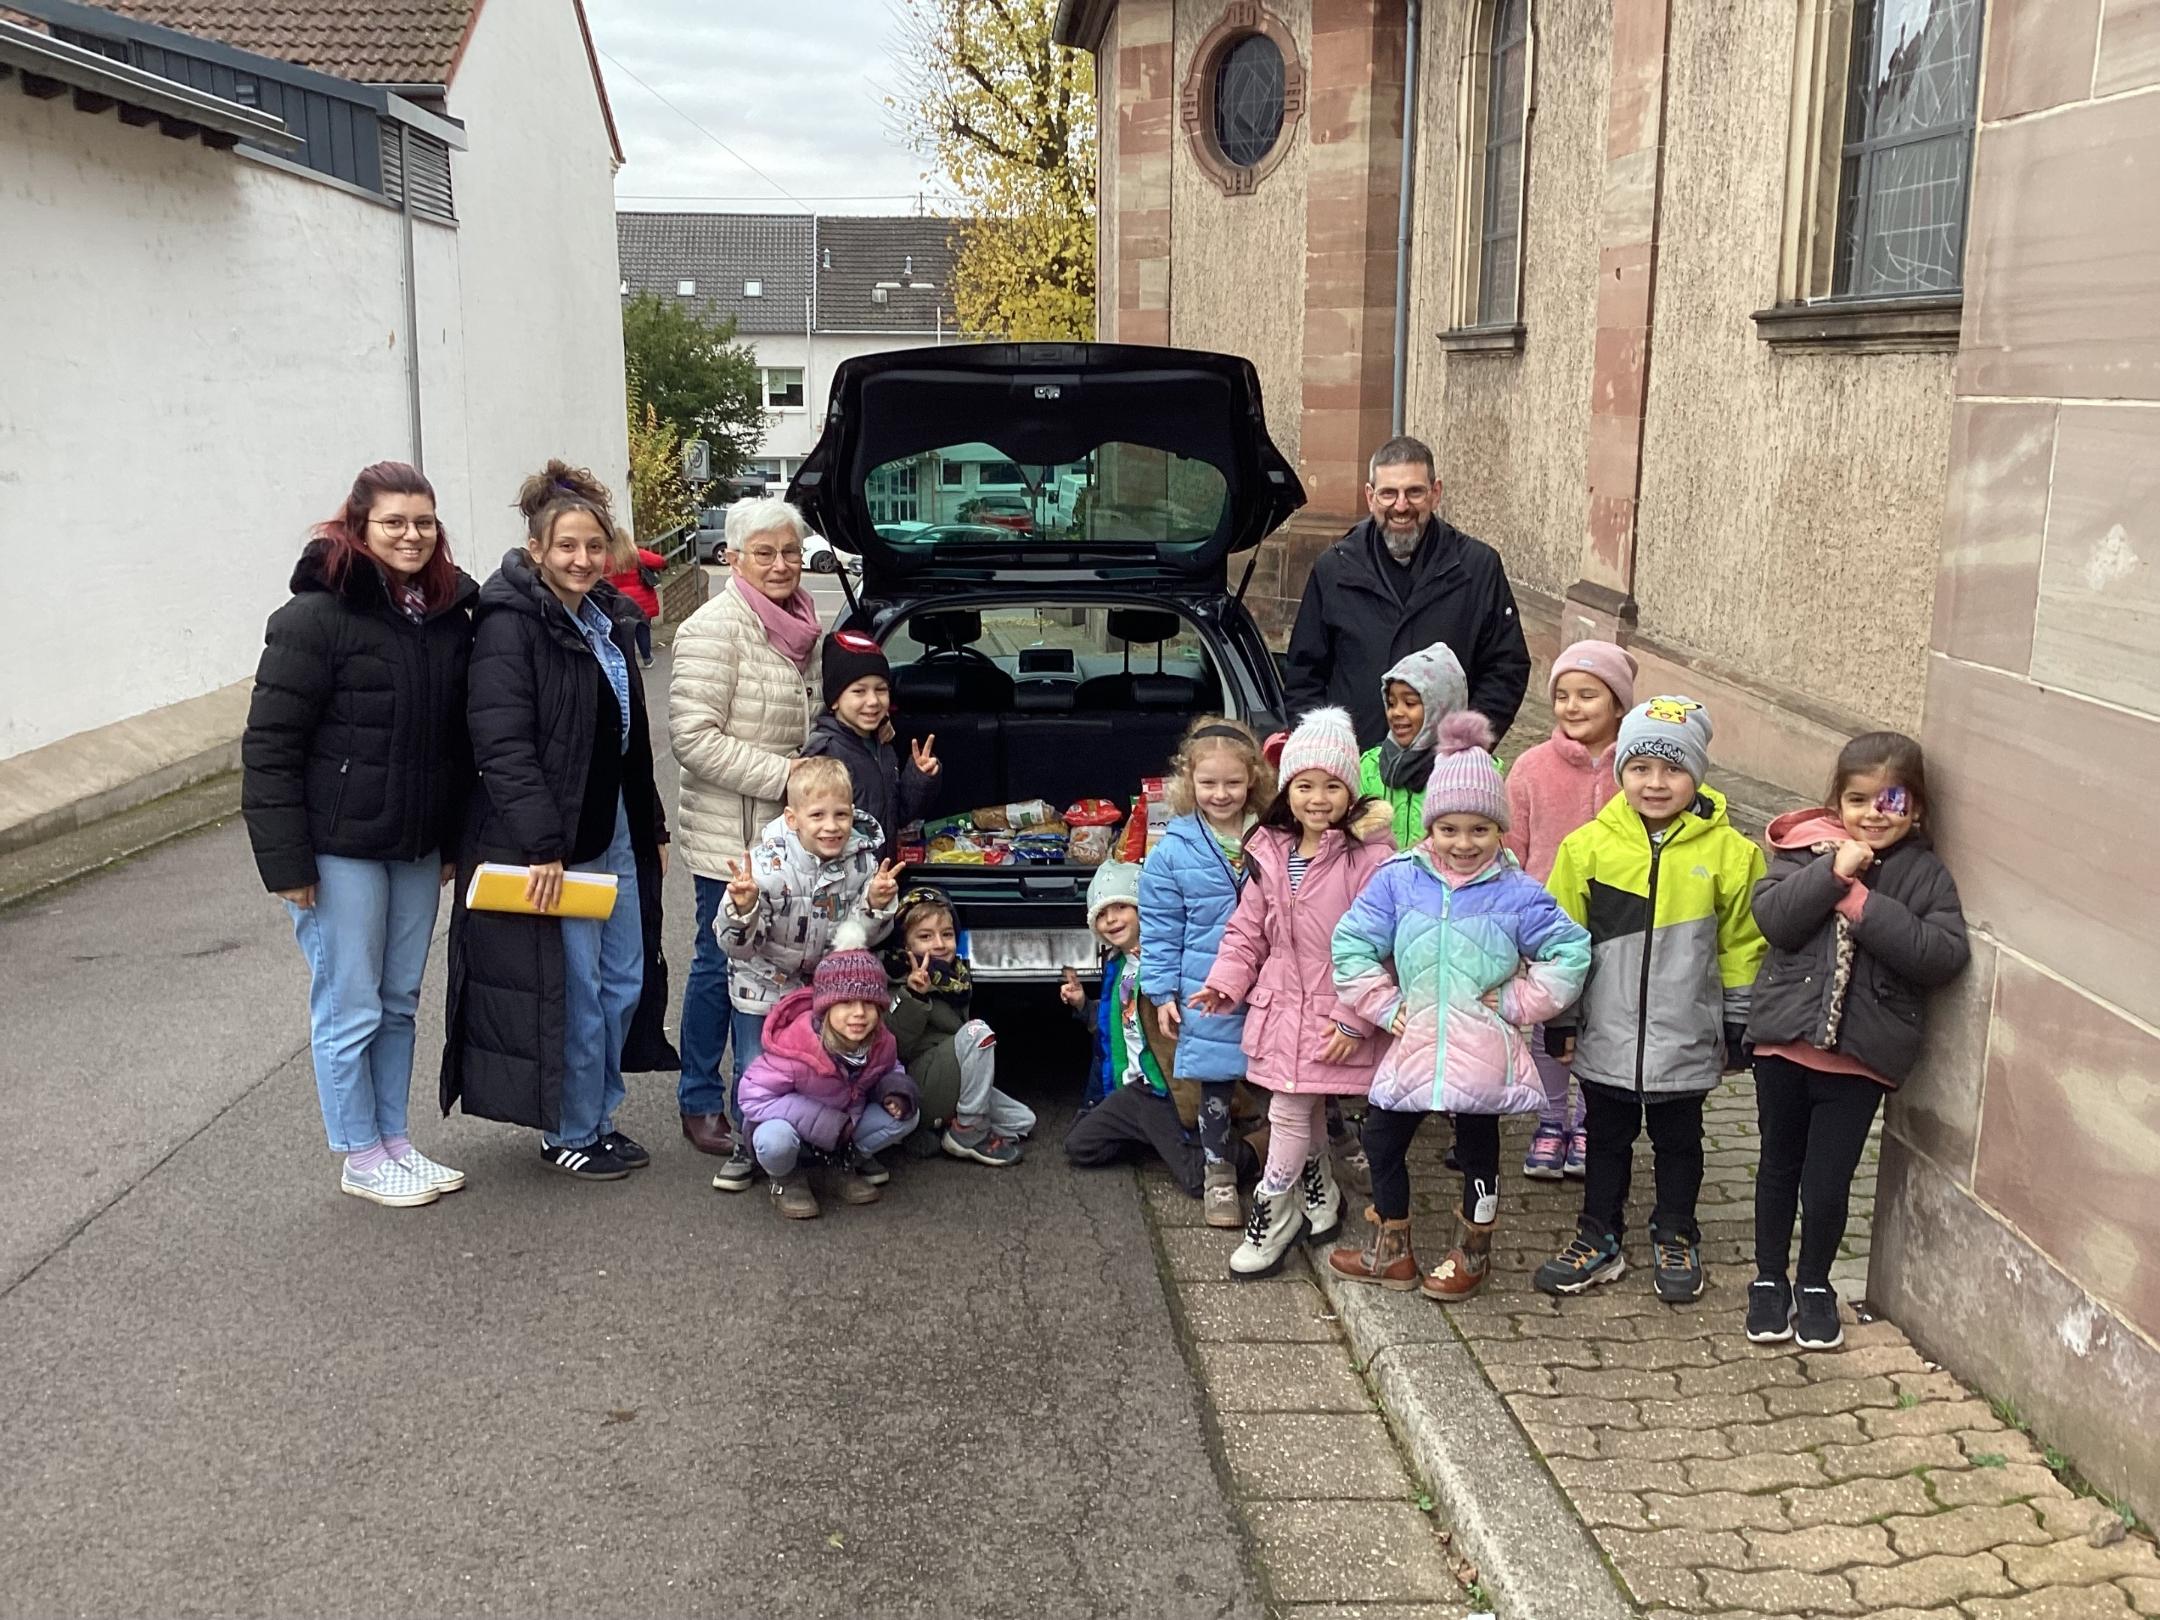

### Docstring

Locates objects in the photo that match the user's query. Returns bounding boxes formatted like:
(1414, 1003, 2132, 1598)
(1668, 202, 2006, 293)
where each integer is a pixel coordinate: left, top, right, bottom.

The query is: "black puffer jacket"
(1746, 811, 1969, 1087)
(241, 542, 477, 892)
(799, 710, 938, 857)
(439, 551, 678, 1133)
(1283, 517, 1532, 747)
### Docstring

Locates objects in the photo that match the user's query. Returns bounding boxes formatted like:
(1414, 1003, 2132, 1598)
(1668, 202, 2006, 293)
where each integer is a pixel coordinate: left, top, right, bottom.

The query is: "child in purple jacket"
(734, 925, 921, 1220)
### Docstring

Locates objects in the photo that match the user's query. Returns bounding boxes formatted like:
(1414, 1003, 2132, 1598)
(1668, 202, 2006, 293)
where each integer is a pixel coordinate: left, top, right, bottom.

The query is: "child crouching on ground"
(1329, 714, 1590, 1298)
(1534, 697, 1767, 1303)
(714, 755, 903, 1192)
(883, 884, 1034, 1167)
(735, 927, 920, 1219)
(1064, 862, 1241, 1196)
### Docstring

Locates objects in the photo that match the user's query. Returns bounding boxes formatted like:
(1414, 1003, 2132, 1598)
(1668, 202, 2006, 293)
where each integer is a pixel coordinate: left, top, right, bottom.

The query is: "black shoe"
(599, 1131, 650, 1169)
(1533, 1231, 1626, 1295)
(541, 1141, 631, 1181)
(1794, 1284, 1845, 1350)
(1651, 1228, 1705, 1302)
(850, 1148, 892, 1186)
(710, 1141, 758, 1193)
(1746, 1275, 1795, 1343)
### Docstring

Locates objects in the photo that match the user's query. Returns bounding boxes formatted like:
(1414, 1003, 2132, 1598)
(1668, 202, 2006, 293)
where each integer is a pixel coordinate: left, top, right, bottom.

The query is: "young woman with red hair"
(242, 461, 478, 1209)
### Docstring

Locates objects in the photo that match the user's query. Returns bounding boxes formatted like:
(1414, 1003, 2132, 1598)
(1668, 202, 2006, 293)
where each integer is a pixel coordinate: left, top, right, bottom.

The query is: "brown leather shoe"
(680, 1112, 733, 1156)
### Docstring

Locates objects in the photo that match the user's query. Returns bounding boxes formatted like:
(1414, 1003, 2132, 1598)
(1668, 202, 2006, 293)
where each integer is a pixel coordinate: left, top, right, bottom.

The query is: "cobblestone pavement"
(1376, 1074, 2160, 1617)
(1140, 1172, 1483, 1620)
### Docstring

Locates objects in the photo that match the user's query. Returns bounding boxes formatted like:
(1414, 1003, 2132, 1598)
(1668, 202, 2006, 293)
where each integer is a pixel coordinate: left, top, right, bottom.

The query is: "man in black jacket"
(1283, 435, 1532, 747)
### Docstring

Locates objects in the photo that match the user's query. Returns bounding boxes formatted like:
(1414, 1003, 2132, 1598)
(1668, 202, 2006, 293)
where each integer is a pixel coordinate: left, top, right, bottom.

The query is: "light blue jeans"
(751, 1104, 920, 1176)
(287, 851, 443, 1154)
(548, 798, 644, 1152)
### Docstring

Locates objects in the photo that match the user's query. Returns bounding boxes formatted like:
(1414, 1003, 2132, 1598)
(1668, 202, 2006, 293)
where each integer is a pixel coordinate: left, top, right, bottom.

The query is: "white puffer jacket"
(668, 584, 822, 879)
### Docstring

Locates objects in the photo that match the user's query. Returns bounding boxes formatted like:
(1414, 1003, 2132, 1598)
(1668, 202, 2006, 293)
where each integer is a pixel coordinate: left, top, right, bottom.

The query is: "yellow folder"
(464, 863, 619, 919)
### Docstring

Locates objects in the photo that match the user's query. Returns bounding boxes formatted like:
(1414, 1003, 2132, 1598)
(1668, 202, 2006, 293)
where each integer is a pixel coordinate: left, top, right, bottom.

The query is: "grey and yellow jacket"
(1545, 787, 1768, 1096)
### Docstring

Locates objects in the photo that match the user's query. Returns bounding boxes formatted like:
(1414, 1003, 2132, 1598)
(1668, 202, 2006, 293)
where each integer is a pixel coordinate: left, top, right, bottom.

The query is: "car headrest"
(910, 609, 983, 648)
(1105, 608, 1180, 646)
(1129, 675, 1201, 709)
(1012, 680, 1076, 714)
(893, 666, 965, 706)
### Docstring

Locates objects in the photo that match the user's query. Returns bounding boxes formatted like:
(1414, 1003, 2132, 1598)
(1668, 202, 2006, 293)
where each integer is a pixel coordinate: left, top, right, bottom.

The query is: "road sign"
(683, 439, 711, 482)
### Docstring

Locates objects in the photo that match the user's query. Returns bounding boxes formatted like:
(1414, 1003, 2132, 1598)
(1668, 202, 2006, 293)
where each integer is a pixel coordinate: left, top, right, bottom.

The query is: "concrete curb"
(0, 772, 241, 911)
(1310, 1257, 1636, 1620)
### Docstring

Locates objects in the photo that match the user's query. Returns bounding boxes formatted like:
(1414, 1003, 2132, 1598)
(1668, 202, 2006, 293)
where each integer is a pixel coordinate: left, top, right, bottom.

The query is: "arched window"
(1453, 0, 1532, 333)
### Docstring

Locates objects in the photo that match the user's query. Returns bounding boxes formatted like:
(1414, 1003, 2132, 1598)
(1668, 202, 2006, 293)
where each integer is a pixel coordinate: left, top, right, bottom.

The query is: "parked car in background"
(956, 493, 1035, 533)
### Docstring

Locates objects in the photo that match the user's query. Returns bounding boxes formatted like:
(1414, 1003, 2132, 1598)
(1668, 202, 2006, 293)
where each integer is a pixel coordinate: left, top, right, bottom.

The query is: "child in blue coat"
(1141, 717, 1275, 1228)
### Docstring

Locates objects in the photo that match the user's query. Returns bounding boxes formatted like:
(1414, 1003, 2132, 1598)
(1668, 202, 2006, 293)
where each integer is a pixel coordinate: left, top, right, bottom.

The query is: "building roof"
(88, 0, 469, 82)
(617, 212, 815, 336)
(0, 14, 301, 149)
(616, 211, 962, 338)
(815, 214, 959, 335)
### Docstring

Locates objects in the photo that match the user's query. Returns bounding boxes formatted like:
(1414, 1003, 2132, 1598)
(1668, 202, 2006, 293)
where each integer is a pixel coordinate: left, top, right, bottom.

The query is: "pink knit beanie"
(1421, 711, 1510, 829)
(1278, 706, 1361, 792)
(1548, 640, 1638, 712)
(813, 921, 888, 1016)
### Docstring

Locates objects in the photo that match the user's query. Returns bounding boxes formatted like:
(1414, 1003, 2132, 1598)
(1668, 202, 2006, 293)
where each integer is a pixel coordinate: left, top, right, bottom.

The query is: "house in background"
(617, 211, 962, 486)
(0, 0, 628, 846)
(1061, 0, 2160, 1521)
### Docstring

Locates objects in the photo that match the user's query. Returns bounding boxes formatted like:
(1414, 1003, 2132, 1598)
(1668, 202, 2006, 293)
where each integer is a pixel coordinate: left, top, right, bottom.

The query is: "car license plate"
(961, 927, 1101, 982)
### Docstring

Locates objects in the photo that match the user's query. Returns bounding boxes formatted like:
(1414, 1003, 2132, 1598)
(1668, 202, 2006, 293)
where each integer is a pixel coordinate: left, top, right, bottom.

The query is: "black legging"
(1361, 1109, 1499, 1223)
(1753, 1053, 1884, 1287)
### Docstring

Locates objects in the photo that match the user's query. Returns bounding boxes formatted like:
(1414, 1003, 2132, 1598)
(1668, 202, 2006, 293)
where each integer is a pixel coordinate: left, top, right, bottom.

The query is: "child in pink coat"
(1194, 707, 1394, 1281)
(1502, 640, 1635, 1179)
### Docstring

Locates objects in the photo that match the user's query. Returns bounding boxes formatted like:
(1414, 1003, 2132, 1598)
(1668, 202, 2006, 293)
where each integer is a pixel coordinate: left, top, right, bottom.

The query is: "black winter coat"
(799, 710, 938, 857)
(439, 552, 678, 1134)
(1746, 818, 1969, 1087)
(1283, 517, 1533, 748)
(241, 542, 477, 892)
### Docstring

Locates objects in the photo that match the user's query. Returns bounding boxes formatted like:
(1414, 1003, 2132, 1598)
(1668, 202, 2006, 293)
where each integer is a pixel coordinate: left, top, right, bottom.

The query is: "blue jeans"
(680, 873, 768, 1123)
(751, 1103, 920, 1176)
(286, 852, 443, 1154)
(549, 798, 643, 1151)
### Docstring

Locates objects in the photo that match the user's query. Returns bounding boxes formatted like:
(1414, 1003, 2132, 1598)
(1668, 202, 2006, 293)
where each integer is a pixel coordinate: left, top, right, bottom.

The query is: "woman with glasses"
(667, 496, 825, 1185)
(242, 462, 478, 1209)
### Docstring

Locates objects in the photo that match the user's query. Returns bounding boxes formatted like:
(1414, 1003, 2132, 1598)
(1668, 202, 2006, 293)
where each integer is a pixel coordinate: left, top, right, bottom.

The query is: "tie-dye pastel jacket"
(1332, 847, 1591, 1116)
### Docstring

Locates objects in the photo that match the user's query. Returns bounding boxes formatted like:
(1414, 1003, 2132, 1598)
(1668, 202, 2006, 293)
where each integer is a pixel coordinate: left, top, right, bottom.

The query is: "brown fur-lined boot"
(1327, 1205, 1419, 1291)
(1421, 1217, 1495, 1301)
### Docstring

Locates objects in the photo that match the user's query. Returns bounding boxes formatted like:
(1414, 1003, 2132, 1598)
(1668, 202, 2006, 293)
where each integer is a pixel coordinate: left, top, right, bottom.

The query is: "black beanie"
(822, 629, 891, 707)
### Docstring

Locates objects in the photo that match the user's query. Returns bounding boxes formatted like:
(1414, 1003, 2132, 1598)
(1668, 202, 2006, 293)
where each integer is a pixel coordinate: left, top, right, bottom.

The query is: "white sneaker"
(395, 1146, 465, 1193)
(341, 1158, 441, 1208)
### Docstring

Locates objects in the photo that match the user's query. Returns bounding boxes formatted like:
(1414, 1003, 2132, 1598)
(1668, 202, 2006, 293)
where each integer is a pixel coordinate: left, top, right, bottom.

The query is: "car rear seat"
(889, 666, 1003, 817)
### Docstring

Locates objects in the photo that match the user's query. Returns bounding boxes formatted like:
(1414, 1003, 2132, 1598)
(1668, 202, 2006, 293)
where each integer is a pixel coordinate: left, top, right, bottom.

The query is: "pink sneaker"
(1523, 1124, 1568, 1180)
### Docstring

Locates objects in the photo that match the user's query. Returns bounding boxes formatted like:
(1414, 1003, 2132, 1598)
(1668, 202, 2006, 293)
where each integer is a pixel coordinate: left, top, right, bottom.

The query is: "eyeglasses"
(371, 516, 439, 538)
(743, 547, 803, 566)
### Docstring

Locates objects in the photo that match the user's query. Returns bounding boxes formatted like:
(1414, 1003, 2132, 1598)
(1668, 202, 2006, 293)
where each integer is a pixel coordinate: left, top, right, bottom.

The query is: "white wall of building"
(742, 331, 947, 476)
(446, 0, 629, 546)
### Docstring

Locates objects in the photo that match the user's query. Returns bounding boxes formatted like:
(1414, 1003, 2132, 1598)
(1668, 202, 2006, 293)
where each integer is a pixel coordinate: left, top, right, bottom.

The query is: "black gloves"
(1725, 1023, 1754, 1070)
(1543, 1025, 1574, 1059)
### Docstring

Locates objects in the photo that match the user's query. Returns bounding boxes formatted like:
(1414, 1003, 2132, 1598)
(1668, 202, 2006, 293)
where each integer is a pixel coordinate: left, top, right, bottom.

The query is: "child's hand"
(724, 856, 758, 914)
(881, 1095, 908, 1119)
(1156, 1001, 1182, 1038)
(1833, 839, 1874, 880)
(906, 951, 934, 995)
(1059, 967, 1085, 1010)
(1188, 987, 1233, 1016)
(1479, 988, 1501, 1011)
(866, 858, 903, 909)
(1318, 1027, 1365, 1065)
(1390, 1005, 1408, 1036)
(910, 734, 941, 777)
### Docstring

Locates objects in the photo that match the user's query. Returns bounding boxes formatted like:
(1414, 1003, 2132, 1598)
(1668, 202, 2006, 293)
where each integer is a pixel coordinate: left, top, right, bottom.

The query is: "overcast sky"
(588, 0, 958, 215)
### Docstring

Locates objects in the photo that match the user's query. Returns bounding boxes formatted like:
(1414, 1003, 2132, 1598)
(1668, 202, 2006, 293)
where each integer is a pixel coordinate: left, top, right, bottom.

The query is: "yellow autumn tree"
(626, 370, 698, 549)
(892, 0, 1096, 340)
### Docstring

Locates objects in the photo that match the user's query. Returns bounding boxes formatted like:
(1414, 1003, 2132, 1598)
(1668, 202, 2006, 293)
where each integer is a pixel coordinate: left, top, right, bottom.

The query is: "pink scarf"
(733, 571, 821, 670)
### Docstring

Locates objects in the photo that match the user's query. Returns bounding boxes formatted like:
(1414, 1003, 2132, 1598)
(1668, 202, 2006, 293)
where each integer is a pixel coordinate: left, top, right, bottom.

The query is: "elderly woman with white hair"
(669, 496, 826, 1183)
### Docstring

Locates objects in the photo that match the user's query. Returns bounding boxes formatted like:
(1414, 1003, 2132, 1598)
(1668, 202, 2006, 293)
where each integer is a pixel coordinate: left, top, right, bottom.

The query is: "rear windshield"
(865, 441, 1229, 546)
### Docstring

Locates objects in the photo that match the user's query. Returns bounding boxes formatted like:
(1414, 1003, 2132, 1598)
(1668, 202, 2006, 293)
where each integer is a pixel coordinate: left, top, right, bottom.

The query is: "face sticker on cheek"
(1874, 785, 1911, 818)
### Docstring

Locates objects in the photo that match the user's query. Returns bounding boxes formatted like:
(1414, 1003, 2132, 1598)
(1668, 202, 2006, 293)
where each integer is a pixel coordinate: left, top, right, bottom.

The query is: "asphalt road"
(0, 641, 1262, 1619)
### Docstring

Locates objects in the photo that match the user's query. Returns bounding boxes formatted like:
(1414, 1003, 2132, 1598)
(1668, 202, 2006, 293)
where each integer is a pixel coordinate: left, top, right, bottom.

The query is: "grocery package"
(923, 813, 976, 841)
(928, 832, 1007, 865)
(1008, 831, 1070, 865)
(1116, 777, 1170, 863)
(1063, 798, 1125, 867)
(974, 798, 1059, 833)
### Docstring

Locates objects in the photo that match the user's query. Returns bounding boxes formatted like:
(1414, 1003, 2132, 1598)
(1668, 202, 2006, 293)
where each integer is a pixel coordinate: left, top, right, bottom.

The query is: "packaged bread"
(973, 798, 1057, 833)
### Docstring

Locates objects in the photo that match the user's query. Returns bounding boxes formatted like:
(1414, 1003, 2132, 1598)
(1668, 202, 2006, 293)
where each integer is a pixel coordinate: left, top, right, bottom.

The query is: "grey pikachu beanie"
(1614, 696, 1714, 786)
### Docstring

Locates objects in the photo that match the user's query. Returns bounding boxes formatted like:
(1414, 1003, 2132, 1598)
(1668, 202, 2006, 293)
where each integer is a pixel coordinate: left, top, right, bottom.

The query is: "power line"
(594, 47, 813, 214)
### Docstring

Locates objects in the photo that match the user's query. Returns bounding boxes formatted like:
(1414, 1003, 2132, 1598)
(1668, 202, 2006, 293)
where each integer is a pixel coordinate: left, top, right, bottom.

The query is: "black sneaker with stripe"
(541, 1140, 632, 1181)
(598, 1131, 651, 1170)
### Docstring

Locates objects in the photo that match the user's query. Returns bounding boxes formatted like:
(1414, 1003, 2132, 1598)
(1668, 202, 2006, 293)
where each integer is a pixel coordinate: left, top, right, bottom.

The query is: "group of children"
(707, 615, 1970, 1351)
(1059, 640, 1969, 1353)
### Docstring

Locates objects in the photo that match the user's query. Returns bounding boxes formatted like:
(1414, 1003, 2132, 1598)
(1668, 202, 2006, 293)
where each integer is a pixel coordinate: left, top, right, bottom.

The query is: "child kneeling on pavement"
(735, 927, 920, 1218)
(884, 884, 1034, 1166)
(1064, 862, 1256, 1195)
(1534, 697, 1767, 1303)
(1329, 714, 1590, 1297)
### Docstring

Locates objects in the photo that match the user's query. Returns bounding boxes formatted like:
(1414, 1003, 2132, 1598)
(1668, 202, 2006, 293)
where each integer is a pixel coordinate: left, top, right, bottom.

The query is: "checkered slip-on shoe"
(394, 1147, 465, 1193)
(341, 1159, 441, 1208)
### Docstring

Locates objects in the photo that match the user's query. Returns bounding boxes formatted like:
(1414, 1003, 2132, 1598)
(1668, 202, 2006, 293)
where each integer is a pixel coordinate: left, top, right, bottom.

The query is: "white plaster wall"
(445, 0, 630, 544)
(0, 91, 426, 760)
